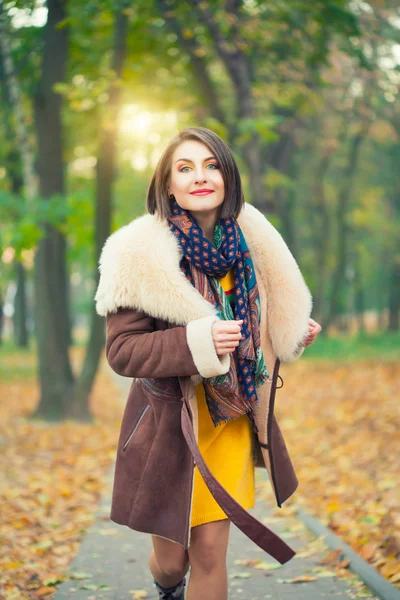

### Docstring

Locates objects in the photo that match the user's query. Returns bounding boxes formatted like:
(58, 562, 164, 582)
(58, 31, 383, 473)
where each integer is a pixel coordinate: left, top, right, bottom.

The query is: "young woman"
(95, 127, 321, 600)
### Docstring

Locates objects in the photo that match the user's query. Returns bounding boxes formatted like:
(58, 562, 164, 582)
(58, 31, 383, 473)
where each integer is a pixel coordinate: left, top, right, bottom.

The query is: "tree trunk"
(353, 260, 366, 334)
(265, 127, 298, 217)
(311, 153, 332, 323)
(13, 261, 29, 347)
(67, 7, 129, 420)
(388, 260, 400, 331)
(324, 128, 368, 333)
(31, 0, 73, 421)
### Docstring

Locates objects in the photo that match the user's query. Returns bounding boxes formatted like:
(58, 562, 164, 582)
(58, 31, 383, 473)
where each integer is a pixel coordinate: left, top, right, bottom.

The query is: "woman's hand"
(212, 319, 243, 356)
(303, 318, 322, 347)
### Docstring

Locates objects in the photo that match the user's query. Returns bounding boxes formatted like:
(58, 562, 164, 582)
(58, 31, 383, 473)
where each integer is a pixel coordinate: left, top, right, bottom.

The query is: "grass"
(0, 339, 37, 380)
(302, 330, 400, 362)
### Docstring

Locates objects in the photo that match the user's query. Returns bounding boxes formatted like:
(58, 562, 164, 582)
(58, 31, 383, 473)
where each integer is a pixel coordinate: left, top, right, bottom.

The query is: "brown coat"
(95, 203, 313, 564)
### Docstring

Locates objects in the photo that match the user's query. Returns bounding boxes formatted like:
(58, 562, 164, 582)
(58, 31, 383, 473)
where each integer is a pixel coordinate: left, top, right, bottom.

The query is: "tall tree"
(68, 3, 130, 419)
(30, 0, 72, 420)
(31, 0, 130, 421)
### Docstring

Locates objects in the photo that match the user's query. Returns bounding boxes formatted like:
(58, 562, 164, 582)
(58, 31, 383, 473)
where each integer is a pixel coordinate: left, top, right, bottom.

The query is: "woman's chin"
(180, 197, 224, 214)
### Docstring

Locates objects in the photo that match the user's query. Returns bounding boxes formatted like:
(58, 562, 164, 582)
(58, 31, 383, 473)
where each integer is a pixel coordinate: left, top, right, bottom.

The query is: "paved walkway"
(54, 371, 378, 600)
(54, 465, 378, 600)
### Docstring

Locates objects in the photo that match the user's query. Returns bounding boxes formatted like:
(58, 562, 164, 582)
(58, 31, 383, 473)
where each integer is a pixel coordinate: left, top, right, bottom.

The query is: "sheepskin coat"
(95, 202, 312, 564)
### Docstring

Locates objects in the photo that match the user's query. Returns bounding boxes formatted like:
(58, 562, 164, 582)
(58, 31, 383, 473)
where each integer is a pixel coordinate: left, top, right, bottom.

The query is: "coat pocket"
(122, 404, 152, 452)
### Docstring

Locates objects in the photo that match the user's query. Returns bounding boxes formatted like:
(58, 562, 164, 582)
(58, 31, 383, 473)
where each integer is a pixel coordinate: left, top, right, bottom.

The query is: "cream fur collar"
(95, 203, 312, 363)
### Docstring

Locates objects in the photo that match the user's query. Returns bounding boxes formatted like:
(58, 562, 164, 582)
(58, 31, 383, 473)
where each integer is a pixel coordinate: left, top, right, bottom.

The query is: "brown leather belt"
(181, 400, 295, 565)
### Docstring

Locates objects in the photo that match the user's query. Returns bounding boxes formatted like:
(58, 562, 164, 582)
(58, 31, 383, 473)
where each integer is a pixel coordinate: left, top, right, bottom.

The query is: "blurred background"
(0, 0, 399, 598)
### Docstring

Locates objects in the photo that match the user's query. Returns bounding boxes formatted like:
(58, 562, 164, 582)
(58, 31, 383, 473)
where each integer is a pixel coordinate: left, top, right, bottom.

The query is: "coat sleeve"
(105, 307, 231, 379)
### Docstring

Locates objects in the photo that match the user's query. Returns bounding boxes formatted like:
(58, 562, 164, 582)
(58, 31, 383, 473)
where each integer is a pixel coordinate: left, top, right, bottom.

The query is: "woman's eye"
(179, 163, 219, 173)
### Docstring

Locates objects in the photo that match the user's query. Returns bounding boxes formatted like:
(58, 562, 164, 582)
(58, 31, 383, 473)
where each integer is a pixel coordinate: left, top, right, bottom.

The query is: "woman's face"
(168, 140, 225, 216)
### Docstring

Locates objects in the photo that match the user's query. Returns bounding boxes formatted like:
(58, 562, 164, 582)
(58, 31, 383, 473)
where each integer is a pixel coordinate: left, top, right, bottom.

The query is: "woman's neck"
(190, 207, 221, 244)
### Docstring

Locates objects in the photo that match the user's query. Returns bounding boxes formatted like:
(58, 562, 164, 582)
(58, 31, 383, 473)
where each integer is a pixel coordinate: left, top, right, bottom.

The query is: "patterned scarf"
(167, 199, 269, 432)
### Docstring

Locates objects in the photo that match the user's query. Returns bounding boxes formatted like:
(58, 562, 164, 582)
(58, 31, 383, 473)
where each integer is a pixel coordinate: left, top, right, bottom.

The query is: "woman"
(95, 127, 321, 600)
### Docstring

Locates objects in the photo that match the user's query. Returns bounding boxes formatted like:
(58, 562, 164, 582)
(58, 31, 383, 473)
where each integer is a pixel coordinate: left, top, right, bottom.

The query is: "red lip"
(190, 189, 214, 195)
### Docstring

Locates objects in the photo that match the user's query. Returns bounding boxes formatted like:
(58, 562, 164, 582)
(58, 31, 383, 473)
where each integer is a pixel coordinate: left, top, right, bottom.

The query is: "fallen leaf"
(34, 587, 54, 597)
(338, 559, 351, 569)
(99, 528, 119, 535)
(318, 548, 343, 564)
(131, 590, 148, 599)
(314, 570, 337, 578)
(68, 571, 93, 580)
(277, 575, 317, 583)
(233, 558, 261, 567)
(80, 583, 112, 590)
(254, 562, 281, 571)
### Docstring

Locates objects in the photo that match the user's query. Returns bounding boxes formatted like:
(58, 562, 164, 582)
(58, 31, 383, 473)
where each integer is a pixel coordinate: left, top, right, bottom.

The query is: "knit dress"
(190, 268, 255, 528)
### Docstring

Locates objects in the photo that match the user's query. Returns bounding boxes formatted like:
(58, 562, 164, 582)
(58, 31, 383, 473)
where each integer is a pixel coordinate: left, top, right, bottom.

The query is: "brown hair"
(146, 127, 244, 220)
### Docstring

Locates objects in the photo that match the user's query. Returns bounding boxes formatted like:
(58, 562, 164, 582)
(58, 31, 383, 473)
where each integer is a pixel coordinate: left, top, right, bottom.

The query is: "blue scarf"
(167, 199, 269, 430)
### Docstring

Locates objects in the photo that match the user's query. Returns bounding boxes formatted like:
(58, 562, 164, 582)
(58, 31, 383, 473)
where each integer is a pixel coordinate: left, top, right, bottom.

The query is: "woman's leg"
(149, 535, 190, 589)
(186, 519, 231, 600)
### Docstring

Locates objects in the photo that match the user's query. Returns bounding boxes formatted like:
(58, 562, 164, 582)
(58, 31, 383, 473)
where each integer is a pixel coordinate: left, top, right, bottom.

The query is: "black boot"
(154, 576, 186, 599)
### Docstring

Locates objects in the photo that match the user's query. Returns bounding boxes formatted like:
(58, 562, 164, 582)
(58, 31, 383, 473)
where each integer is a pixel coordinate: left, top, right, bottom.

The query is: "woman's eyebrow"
(175, 156, 216, 163)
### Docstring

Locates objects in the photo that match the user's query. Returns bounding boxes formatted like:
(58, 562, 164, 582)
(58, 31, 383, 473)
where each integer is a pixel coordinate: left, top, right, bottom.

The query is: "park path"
(53, 370, 377, 600)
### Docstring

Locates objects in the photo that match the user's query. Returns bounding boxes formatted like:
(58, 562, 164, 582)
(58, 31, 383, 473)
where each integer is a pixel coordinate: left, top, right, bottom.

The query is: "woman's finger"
(215, 333, 242, 342)
(217, 342, 239, 350)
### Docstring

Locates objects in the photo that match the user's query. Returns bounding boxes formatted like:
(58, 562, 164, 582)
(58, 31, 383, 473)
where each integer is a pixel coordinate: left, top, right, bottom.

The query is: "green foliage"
(263, 169, 294, 191)
(303, 331, 400, 362)
(236, 117, 283, 145)
(65, 188, 94, 263)
(0, 189, 93, 262)
(202, 118, 230, 142)
(1, 0, 398, 333)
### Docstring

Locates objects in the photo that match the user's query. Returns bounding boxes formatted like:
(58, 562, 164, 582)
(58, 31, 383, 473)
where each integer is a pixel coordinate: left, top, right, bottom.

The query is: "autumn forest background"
(0, 0, 399, 598)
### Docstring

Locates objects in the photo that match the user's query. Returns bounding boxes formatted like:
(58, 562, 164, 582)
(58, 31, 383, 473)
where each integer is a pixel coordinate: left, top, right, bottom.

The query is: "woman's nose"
(194, 172, 207, 183)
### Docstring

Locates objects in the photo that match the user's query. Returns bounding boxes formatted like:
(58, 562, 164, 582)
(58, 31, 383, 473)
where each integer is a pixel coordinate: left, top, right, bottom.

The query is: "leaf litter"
(1, 352, 398, 597)
(0, 349, 123, 599)
(256, 359, 400, 589)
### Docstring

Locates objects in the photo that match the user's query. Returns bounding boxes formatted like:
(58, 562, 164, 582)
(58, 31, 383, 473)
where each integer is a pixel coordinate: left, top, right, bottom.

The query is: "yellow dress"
(190, 268, 255, 528)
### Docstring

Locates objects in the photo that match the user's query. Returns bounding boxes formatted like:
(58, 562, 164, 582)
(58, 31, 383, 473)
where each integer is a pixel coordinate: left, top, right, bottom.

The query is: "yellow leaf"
(290, 575, 318, 583)
(131, 591, 148, 599)
(233, 558, 260, 567)
(254, 561, 281, 571)
(12, 520, 24, 528)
